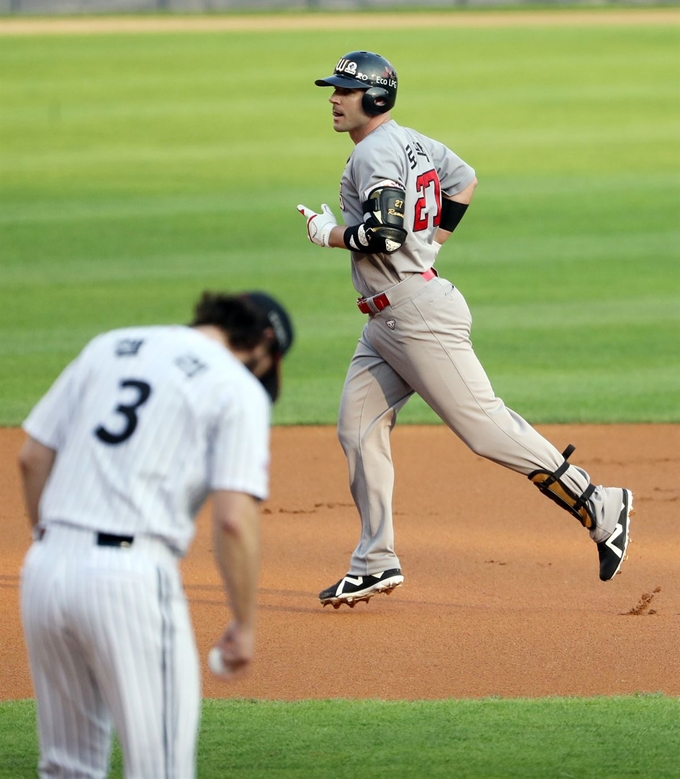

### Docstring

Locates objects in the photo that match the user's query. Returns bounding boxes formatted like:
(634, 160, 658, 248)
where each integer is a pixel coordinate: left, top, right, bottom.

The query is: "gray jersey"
(339, 119, 476, 297)
(23, 325, 271, 556)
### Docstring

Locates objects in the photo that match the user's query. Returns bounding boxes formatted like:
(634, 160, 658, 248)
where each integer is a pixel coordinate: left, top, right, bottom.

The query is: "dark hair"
(190, 290, 294, 403)
(190, 292, 271, 352)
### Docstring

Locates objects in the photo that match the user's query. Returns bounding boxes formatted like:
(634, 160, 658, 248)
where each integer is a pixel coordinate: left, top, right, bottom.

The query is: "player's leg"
(20, 544, 112, 779)
(368, 278, 631, 578)
(79, 550, 200, 779)
(324, 328, 412, 606)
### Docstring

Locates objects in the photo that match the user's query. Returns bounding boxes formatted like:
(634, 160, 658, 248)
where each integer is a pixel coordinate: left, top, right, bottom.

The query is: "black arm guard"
(343, 185, 407, 254)
(439, 198, 469, 233)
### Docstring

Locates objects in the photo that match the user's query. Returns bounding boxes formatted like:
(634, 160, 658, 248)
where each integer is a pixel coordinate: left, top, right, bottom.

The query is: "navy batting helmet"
(315, 51, 397, 116)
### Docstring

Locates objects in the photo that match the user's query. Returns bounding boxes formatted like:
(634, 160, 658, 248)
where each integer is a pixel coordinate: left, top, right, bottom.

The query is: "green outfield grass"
(1, 695, 678, 778)
(1, 15, 678, 426)
(1, 16, 679, 778)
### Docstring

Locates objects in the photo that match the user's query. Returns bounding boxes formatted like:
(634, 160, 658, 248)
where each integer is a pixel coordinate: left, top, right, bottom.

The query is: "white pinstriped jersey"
(23, 325, 271, 555)
(339, 119, 476, 298)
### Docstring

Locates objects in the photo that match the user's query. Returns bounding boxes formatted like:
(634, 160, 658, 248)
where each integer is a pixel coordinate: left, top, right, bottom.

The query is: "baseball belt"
(36, 527, 134, 548)
(357, 268, 437, 314)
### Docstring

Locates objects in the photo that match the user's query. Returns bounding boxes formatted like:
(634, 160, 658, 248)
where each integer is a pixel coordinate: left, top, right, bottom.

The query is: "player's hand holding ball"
(208, 646, 231, 677)
(208, 620, 254, 680)
(297, 203, 337, 247)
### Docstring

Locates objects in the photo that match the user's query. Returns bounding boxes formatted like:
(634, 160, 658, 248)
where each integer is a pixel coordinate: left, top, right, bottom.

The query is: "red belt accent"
(357, 294, 389, 315)
(357, 268, 437, 314)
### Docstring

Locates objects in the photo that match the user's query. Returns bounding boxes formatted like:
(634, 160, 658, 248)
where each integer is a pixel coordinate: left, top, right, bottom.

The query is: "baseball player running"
(18, 291, 293, 778)
(297, 50, 633, 610)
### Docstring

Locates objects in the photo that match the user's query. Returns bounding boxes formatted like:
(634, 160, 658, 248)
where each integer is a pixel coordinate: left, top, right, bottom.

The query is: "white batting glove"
(297, 203, 338, 248)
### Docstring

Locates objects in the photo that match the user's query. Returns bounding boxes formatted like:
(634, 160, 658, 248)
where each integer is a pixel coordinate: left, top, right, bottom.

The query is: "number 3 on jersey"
(95, 379, 152, 445)
(413, 169, 441, 232)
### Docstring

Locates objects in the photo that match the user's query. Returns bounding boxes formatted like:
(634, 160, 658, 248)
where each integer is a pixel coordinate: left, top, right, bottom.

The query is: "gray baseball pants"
(338, 273, 618, 575)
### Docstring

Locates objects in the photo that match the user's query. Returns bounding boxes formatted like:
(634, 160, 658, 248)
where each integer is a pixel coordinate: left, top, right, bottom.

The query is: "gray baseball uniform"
(335, 120, 624, 574)
(302, 51, 632, 607)
(20, 324, 271, 778)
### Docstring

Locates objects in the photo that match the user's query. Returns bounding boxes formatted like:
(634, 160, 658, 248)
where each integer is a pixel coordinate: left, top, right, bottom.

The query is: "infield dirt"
(0, 8, 678, 35)
(1, 424, 678, 701)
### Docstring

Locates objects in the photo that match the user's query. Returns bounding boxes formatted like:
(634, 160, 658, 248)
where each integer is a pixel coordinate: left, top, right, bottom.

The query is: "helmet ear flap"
(362, 86, 393, 116)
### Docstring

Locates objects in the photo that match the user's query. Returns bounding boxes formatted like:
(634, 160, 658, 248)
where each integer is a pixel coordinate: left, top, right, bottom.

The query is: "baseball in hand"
(208, 647, 230, 677)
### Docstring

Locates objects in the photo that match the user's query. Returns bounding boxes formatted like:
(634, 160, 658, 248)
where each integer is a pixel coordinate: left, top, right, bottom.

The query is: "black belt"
(35, 527, 135, 547)
(97, 532, 134, 548)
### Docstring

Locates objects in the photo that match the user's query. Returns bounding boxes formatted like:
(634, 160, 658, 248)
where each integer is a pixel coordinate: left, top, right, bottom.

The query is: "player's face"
(329, 88, 370, 135)
(244, 342, 275, 381)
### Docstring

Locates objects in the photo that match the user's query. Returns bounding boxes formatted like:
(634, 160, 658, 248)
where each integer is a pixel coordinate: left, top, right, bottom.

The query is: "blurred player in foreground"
(19, 290, 293, 778)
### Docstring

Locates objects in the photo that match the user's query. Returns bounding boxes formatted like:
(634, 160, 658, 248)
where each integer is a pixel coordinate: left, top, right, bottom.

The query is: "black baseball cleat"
(319, 569, 404, 609)
(597, 489, 633, 581)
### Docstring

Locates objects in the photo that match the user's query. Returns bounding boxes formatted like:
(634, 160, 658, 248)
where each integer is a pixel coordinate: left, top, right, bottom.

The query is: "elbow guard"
(344, 182, 407, 254)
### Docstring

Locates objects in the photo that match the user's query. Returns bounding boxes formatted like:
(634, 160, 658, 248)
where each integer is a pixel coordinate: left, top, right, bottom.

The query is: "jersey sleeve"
(22, 350, 89, 451)
(429, 138, 476, 196)
(208, 379, 271, 500)
(350, 134, 407, 201)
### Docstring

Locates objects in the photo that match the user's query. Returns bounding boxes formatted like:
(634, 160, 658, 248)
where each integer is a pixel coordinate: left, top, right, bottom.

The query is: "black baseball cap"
(242, 291, 294, 403)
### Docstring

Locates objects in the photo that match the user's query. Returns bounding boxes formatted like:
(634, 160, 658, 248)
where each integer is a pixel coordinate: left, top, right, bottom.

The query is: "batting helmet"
(314, 51, 398, 116)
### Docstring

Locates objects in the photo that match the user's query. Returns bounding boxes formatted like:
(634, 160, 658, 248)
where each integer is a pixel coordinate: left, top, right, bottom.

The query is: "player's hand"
(297, 203, 337, 248)
(209, 620, 255, 680)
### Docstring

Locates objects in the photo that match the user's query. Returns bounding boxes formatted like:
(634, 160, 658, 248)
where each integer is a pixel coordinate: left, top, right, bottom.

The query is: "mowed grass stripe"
(1, 20, 678, 424)
(0, 696, 678, 779)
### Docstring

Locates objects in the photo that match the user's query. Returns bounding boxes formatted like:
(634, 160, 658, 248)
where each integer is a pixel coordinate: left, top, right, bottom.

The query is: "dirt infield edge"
(0, 8, 678, 35)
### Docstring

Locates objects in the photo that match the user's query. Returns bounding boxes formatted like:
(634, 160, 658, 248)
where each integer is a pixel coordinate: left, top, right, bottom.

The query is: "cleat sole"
(320, 580, 403, 609)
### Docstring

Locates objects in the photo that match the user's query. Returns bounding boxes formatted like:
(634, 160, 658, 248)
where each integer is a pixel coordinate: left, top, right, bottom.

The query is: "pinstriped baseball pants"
(338, 273, 618, 575)
(20, 523, 200, 779)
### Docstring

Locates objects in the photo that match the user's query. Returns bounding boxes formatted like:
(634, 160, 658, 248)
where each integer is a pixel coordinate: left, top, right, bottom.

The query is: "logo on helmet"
(335, 58, 358, 76)
(334, 58, 396, 90)
(376, 75, 397, 88)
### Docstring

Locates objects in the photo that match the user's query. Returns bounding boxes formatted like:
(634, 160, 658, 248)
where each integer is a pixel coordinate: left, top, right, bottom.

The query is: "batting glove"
(297, 203, 338, 248)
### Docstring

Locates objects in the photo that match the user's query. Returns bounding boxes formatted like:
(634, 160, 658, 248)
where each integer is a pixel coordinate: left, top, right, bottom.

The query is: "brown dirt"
(1, 423, 678, 701)
(0, 9, 678, 35)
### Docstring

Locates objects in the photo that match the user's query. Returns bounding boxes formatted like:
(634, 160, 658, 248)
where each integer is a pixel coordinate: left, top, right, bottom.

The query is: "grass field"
(1, 12, 678, 425)
(2, 695, 679, 778)
(1, 10, 679, 779)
